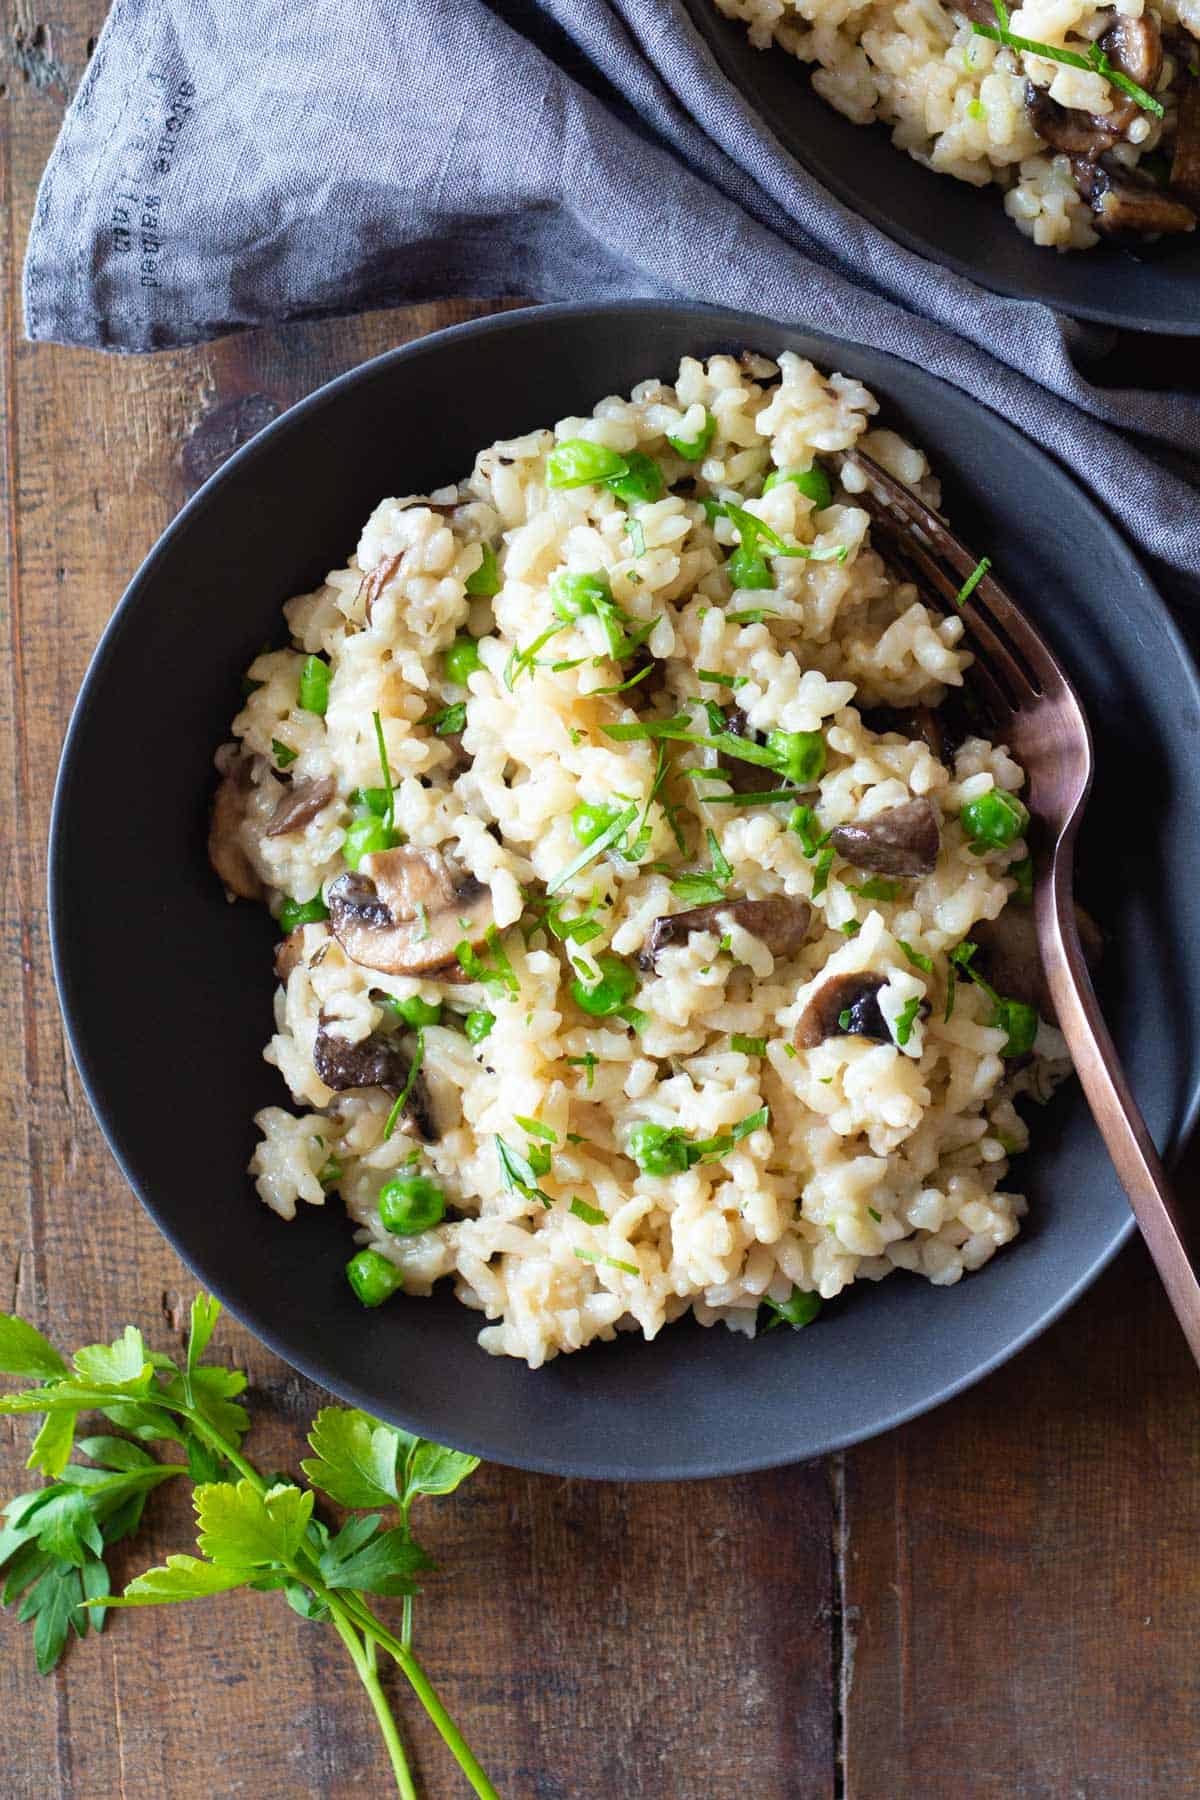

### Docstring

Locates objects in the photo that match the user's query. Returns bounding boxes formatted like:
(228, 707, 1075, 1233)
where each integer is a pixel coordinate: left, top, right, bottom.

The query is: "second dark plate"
(682, 0, 1200, 333)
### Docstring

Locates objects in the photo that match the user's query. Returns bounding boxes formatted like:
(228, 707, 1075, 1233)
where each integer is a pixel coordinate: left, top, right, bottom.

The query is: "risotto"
(209, 351, 1071, 1368)
(713, 0, 1200, 249)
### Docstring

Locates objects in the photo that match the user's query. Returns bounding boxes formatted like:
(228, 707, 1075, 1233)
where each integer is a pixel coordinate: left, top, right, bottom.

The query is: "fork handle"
(1037, 855, 1200, 1368)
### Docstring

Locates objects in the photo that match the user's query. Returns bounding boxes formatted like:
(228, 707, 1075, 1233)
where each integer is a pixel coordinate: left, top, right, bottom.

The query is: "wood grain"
(2, 5, 1199, 1798)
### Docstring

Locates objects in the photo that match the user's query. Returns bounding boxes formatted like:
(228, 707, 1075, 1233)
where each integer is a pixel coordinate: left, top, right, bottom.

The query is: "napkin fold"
(23, 0, 1200, 602)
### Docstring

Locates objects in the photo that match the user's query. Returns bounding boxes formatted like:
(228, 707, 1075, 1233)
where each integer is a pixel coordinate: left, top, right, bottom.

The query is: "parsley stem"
(328, 1602, 418, 1800)
(337, 1598, 501, 1800)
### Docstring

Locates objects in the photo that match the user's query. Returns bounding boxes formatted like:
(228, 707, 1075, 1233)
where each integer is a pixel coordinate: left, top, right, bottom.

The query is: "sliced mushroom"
(829, 798, 940, 879)
(795, 972, 890, 1049)
(327, 846, 493, 976)
(969, 902, 1102, 1025)
(1026, 81, 1120, 158)
(640, 896, 812, 970)
(1097, 14, 1163, 136)
(860, 702, 945, 764)
(718, 709, 782, 795)
(954, 0, 1001, 21)
(275, 932, 305, 983)
(358, 553, 402, 625)
(265, 774, 337, 838)
(208, 759, 263, 902)
(312, 1023, 436, 1142)
(1170, 74, 1200, 209)
(1074, 155, 1197, 235)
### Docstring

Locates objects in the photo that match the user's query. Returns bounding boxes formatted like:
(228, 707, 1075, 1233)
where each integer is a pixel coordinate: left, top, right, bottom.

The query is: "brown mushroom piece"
(1170, 74, 1200, 209)
(1096, 14, 1163, 135)
(860, 702, 946, 764)
(829, 798, 940, 879)
(274, 932, 305, 983)
(640, 896, 812, 970)
(1025, 81, 1120, 157)
(1074, 156, 1197, 235)
(265, 774, 337, 838)
(714, 708, 782, 795)
(969, 903, 1103, 1025)
(795, 972, 890, 1049)
(312, 1024, 436, 1142)
(208, 760, 264, 902)
(327, 846, 493, 977)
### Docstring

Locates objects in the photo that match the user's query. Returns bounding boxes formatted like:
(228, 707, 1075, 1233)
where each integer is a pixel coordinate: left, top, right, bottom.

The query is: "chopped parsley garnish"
(867, 1206, 883, 1223)
(584, 661, 657, 699)
(504, 621, 565, 690)
(726, 607, 780, 624)
(514, 1116, 557, 1143)
(811, 845, 835, 897)
(850, 877, 902, 902)
(381, 1027, 425, 1141)
(897, 940, 933, 973)
(569, 1196, 608, 1226)
(625, 517, 647, 558)
(971, 6, 1163, 118)
(574, 1248, 639, 1277)
(566, 1051, 599, 1088)
(455, 926, 519, 995)
(271, 738, 298, 768)
(413, 902, 431, 943)
(698, 670, 748, 689)
(496, 1134, 552, 1207)
(953, 556, 991, 607)
(788, 804, 830, 859)
(840, 920, 861, 937)
(837, 1008, 853, 1031)
(760, 1287, 822, 1331)
(782, 1042, 798, 1059)
(893, 996, 922, 1047)
(691, 782, 810, 807)
(715, 500, 849, 590)
(731, 1035, 767, 1056)
(670, 828, 732, 906)
(546, 801, 639, 897)
(371, 709, 395, 835)
(428, 701, 467, 736)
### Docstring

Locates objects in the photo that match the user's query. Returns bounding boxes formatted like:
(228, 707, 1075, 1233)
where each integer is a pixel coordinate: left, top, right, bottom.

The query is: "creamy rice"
(212, 352, 1069, 1367)
(714, 0, 1200, 250)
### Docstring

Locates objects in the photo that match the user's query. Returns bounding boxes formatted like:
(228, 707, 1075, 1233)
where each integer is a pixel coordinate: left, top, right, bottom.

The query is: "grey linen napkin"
(23, 0, 1200, 603)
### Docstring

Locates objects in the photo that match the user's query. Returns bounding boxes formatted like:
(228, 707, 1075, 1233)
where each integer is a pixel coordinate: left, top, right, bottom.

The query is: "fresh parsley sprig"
(0, 1297, 497, 1800)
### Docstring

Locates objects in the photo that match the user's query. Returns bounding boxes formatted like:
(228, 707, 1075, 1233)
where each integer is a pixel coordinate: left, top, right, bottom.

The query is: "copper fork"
(843, 447, 1200, 1366)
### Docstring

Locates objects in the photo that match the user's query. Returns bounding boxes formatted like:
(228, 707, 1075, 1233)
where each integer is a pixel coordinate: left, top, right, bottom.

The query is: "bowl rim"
(681, 0, 1200, 335)
(48, 298, 1200, 1477)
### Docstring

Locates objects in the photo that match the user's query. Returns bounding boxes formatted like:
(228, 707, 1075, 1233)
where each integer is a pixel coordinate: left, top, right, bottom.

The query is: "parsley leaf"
(300, 1407, 410, 1509)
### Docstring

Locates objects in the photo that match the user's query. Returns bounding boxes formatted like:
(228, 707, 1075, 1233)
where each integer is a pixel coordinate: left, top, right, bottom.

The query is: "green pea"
(379, 1174, 446, 1235)
(762, 464, 833, 509)
(667, 410, 716, 461)
(553, 570, 611, 622)
(278, 895, 329, 934)
(343, 816, 399, 870)
(444, 633, 483, 685)
(571, 952, 638, 1018)
(379, 994, 442, 1028)
(990, 997, 1039, 1058)
(961, 789, 1029, 850)
(628, 1121, 690, 1176)
(546, 439, 630, 489)
(465, 542, 501, 597)
(767, 729, 826, 785)
(728, 541, 773, 591)
(345, 1248, 403, 1308)
(298, 654, 331, 716)
(464, 1009, 495, 1044)
(606, 451, 665, 505)
(571, 799, 624, 846)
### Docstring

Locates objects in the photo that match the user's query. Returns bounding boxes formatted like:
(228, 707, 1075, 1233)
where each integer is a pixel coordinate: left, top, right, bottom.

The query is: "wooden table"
(4, 11, 1200, 1797)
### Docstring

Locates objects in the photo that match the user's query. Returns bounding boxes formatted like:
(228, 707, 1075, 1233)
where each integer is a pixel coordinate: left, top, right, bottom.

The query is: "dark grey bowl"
(50, 301, 1200, 1479)
(682, 0, 1200, 333)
